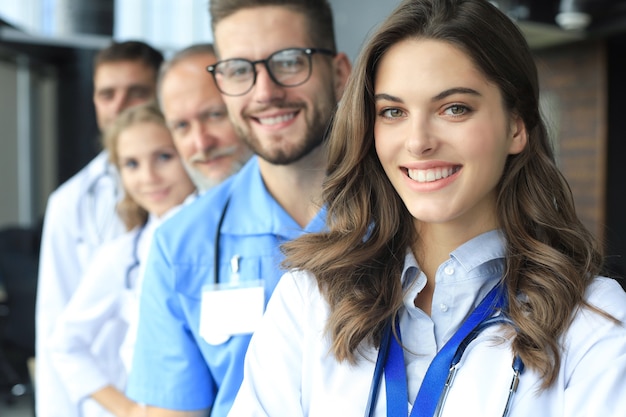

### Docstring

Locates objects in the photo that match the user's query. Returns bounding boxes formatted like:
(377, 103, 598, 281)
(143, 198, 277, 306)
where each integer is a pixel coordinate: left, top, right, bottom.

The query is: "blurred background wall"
(0, 0, 625, 280)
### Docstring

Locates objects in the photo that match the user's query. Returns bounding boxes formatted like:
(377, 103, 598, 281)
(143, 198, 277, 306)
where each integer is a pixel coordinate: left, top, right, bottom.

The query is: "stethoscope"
(213, 196, 232, 285)
(434, 316, 524, 417)
(124, 223, 146, 289)
(77, 159, 120, 246)
(364, 286, 525, 417)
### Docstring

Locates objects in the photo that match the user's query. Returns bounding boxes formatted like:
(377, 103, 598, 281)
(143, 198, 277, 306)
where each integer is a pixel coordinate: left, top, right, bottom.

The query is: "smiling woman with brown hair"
(229, 0, 626, 416)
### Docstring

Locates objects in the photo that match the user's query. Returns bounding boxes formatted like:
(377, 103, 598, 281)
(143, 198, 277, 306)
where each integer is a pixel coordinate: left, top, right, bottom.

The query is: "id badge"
(199, 279, 265, 345)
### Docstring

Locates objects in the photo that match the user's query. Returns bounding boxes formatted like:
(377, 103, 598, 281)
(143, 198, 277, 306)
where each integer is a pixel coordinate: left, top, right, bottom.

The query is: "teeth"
(258, 113, 295, 125)
(407, 166, 458, 183)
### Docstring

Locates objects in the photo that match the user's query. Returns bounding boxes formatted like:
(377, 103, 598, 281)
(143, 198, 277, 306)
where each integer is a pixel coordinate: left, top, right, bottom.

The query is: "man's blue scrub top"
(126, 156, 327, 415)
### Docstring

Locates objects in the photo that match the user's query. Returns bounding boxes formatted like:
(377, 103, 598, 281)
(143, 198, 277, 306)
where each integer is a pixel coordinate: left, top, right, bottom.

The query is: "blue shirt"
(126, 157, 326, 415)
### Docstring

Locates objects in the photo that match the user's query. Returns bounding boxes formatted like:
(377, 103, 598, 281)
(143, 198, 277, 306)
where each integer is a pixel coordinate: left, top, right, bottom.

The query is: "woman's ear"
(508, 114, 528, 155)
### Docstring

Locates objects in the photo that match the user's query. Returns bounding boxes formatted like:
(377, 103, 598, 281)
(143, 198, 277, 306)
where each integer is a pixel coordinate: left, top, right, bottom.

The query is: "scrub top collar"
(220, 156, 327, 240)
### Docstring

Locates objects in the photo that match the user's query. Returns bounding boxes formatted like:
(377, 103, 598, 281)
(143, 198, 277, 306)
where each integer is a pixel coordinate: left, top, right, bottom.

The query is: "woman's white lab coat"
(230, 267, 626, 417)
(48, 213, 160, 417)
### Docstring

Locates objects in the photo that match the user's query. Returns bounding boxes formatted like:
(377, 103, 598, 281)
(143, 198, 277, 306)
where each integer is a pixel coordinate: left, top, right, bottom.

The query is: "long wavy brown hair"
(282, 0, 607, 389)
(102, 101, 167, 231)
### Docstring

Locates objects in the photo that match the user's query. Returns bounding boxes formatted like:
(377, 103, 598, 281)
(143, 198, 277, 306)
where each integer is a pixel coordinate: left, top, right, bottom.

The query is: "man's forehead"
(162, 64, 218, 97)
(166, 60, 210, 84)
(213, 7, 312, 60)
(94, 60, 156, 84)
(165, 98, 226, 122)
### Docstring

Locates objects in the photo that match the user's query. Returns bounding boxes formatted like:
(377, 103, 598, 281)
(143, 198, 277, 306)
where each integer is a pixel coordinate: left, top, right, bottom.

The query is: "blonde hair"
(102, 100, 168, 230)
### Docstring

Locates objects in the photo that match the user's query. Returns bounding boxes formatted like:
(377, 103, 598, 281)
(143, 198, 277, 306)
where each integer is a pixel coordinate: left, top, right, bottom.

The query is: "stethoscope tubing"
(365, 314, 524, 417)
(124, 223, 146, 289)
(77, 162, 119, 246)
(364, 322, 393, 417)
(213, 197, 232, 285)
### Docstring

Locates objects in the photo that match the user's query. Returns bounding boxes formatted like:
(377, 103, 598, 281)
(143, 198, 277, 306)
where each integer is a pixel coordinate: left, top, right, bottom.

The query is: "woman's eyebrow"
(432, 87, 481, 101)
(374, 87, 482, 104)
(374, 93, 403, 103)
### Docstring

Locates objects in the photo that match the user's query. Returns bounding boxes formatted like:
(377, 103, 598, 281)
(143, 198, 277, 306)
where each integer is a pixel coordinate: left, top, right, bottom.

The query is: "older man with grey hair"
(158, 44, 252, 193)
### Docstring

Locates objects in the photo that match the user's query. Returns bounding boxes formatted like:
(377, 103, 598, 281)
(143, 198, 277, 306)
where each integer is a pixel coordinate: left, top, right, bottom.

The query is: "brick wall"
(533, 40, 607, 241)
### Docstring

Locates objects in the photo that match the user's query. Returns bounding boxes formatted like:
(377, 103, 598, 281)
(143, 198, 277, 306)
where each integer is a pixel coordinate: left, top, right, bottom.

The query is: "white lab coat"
(48, 215, 159, 417)
(230, 269, 626, 417)
(36, 152, 125, 417)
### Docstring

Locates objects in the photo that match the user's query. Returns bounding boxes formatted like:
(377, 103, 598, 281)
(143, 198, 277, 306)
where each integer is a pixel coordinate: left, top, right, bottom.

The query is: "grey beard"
(183, 158, 248, 194)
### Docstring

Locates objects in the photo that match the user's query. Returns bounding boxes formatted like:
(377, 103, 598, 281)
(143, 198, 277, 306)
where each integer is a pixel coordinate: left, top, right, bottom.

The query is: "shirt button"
(444, 266, 454, 275)
(440, 303, 449, 312)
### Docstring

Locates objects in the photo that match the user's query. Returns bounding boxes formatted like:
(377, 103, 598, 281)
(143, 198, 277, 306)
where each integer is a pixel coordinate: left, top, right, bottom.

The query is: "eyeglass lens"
(212, 48, 315, 96)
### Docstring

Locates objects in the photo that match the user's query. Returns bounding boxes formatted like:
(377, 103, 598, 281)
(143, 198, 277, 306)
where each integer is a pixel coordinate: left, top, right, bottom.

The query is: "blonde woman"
(49, 101, 195, 417)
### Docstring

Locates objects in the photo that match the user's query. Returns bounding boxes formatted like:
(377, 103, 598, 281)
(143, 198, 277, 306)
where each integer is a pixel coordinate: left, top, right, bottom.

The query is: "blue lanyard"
(366, 284, 509, 417)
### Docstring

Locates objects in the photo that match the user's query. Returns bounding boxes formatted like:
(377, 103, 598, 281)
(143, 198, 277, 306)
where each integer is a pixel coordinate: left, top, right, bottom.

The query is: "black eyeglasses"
(206, 47, 335, 96)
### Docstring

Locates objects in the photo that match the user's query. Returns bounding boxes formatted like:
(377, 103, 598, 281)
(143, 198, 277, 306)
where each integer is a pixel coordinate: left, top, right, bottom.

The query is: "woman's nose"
(406, 116, 437, 156)
(406, 123, 437, 156)
(140, 164, 159, 182)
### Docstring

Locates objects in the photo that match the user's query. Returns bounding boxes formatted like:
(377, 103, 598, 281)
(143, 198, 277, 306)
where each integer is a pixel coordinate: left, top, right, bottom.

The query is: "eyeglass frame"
(206, 47, 336, 97)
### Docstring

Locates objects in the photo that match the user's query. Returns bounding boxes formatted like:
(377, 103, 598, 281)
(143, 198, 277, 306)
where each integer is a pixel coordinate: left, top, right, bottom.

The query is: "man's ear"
(332, 52, 352, 101)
